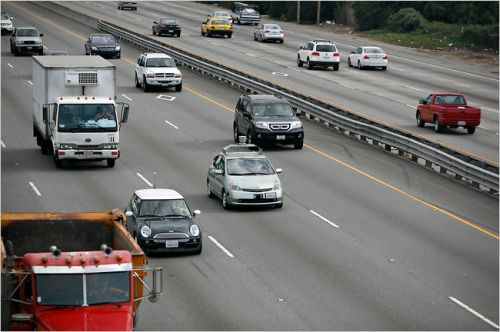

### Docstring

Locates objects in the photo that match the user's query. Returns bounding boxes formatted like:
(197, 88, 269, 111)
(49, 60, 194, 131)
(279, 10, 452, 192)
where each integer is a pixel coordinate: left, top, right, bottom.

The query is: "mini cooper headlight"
(190, 224, 200, 237)
(140, 225, 151, 238)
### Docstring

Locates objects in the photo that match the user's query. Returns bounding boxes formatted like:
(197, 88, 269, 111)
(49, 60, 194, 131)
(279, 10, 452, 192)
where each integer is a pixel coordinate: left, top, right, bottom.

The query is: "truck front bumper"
(56, 149, 120, 160)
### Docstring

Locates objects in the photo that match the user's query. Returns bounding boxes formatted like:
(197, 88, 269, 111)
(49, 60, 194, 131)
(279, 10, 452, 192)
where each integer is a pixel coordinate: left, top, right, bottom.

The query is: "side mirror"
(419, 98, 427, 105)
(153, 21, 158, 24)
(148, 267, 163, 303)
(39, 33, 44, 37)
(42, 105, 48, 122)
(121, 104, 130, 123)
(193, 209, 201, 216)
(276, 168, 283, 174)
(214, 169, 224, 175)
(125, 210, 133, 217)
(299, 46, 304, 50)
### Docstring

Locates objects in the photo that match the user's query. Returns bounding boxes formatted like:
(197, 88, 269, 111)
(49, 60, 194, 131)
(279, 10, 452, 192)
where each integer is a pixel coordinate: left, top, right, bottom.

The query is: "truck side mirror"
(276, 168, 283, 174)
(148, 267, 163, 303)
(42, 105, 48, 122)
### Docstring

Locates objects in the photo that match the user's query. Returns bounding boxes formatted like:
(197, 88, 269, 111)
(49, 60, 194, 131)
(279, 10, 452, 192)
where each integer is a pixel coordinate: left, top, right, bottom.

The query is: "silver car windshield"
(146, 58, 176, 68)
(252, 103, 294, 117)
(227, 158, 274, 176)
(140, 199, 191, 217)
(58, 104, 117, 132)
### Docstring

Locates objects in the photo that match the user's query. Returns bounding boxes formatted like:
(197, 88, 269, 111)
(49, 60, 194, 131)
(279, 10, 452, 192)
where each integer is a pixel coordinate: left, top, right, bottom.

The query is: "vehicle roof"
(141, 52, 172, 59)
(90, 33, 114, 37)
(33, 55, 115, 68)
(15, 26, 38, 31)
(213, 11, 231, 15)
(222, 144, 266, 159)
(312, 39, 334, 44)
(135, 188, 184, 200)
(246, 94, 284, 102)
(160, 17, 176, 20)
(431, 92, 465, 95)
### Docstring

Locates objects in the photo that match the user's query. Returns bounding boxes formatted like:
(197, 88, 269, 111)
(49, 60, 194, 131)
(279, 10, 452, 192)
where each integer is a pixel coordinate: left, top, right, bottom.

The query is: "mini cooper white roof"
(135, 188, 184, 200)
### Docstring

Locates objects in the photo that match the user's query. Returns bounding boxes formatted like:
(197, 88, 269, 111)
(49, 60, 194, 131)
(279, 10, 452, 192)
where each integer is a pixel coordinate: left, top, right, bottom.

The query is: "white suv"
(135, 53, 182, 92)
(297, 40, 340, 71)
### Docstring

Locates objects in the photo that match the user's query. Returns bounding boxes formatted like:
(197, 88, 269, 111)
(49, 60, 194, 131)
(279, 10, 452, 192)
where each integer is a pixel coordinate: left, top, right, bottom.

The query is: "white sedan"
(348, 46, 388, 70)
(253, 24, 284, 43)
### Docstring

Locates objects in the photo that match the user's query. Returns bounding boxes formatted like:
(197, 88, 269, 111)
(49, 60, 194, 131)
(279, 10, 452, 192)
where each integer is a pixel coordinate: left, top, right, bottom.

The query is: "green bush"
(462, 24, 499, 49)
(387, 8, 426, 32)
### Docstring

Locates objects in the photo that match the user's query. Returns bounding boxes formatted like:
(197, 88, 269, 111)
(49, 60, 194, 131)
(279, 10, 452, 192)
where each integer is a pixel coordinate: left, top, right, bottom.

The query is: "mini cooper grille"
(153, 233, 189, 240)
(269, 123, 290, 131)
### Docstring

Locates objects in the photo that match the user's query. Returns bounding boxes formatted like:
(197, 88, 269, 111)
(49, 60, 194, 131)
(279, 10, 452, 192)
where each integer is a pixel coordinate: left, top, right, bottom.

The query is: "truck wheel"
(53, 154, 63, 168)
(175, 83, 182, 92)
(222, 191, 231, 210)
(433, 117, 443, 133)
(135, 74, 140, 88)
(41, 141, 50, 155)
(107, 159, 116, 168)
(416, 111, 425, 127)
(466, 126, 476, 134)
(143, 76, 149, 92)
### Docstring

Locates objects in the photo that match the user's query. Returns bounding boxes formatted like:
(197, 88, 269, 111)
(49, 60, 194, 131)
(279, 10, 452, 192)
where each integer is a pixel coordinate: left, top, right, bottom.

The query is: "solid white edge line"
(0, 139, 5, 148)
(28, 181, 42, 197)
(121, 94, 133, 101)
(310, 210, 339, 228)
(208, 235, 234, 258)
(448, 296, 500, 329)
(136, 172, 153, 187)
(164, 120, 179, 130)
(7, 63, 14, 69)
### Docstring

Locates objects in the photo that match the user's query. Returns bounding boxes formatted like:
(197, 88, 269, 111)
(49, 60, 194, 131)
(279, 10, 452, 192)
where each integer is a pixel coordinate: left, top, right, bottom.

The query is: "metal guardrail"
(34, 2, 500, 196)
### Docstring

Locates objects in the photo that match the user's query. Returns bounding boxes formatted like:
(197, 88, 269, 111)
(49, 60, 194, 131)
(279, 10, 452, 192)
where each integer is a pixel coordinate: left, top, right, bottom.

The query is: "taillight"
(363, 54, 369, 59)
(383, 55, 388, 59)
(312, 52, 320, 56)
(333, 52, 339, 57)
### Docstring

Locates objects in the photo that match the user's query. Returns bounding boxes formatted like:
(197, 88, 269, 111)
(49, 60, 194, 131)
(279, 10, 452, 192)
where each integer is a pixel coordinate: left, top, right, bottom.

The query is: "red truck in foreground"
(416, 93, 481, 134)
(1, 210, 162, 331)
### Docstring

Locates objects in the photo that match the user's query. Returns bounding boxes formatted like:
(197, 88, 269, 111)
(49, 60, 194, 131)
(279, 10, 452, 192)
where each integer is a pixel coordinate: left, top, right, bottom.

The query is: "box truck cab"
(32, 56, 129, 168)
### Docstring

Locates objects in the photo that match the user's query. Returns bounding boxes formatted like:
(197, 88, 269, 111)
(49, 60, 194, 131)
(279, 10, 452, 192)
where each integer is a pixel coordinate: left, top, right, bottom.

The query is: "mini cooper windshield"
(140, 199, 191, 218)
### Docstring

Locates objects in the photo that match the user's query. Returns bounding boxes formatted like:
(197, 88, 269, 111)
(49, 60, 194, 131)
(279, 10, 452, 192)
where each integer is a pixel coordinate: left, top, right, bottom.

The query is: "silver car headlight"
(190, 224, 200, 237)
(230, 184, 241, 191)
(140, 225, 151, 238)
(255, 121, 269, 129)
(290, 120, 303, 130)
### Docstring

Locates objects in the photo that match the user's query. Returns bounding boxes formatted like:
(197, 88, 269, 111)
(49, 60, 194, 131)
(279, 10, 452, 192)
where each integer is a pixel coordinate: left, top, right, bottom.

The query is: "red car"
(416, 93, 481, 134)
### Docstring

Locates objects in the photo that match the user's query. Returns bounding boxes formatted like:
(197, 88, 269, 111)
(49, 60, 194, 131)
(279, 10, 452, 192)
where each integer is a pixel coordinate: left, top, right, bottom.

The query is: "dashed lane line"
(310, 210, 339, 228)
(28, 181, 42, 197)
(448, 296, 499, 329)
(7, 63, 14, 69)
(1, 140, 5, 149)
(208, 235, 235, 258)
(121, 94, 133, 101)
(164, 120, 179, 130)
(136, 172, 153, 187)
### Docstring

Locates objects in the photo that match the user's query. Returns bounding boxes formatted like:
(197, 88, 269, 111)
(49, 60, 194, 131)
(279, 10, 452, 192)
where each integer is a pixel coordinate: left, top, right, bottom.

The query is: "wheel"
(193, 242, 202, 255)
(41, 140, 49, 155)
(38, 49, 43, 56)
(279, 39, 284, 44)
(297, 56, 303, 67)
(246, 130, 253, 144)
(201, 31, 205, 36)
(275, 202, 283, 209)
(333, 63, 339, 71)
(143, 76, 149, 92)
(135, 74, 140, 88)
(433, 117, 443, 133)
(233, 124, 240, 143)
(254, 33, 257, 41)
(175, 83, 182, 92)
(348, 57, 352, 67)
(222, 191, 231, 209)
(358, 60, 364, 70)
(382, 66, 387, 71)
(416, 111, 425, 127)
(176, 32, 181, 38)
(294, 140, 303, 149)
(207, 180, 215, 198)
(227, 33, 232, 39)
(53, 154, 62, 168)
(466, 126, 476, 134)
(107, 159, 116, 168)
(307, 58, 312, 70)
(152, 29, 156, 35)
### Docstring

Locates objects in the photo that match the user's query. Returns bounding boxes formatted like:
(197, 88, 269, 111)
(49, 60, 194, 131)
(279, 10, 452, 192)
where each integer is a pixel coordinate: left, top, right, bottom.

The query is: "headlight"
(255, 121, 269, 129)
(290, 120, 303, 130)
(273, 181, 281, 190)
(140, 225, 151, 238)
(230, 184, 241, 191)
(91, 46, 97, 50)
(115, 45, 121, 51)
(146, 73, 155, 78)
(58, 143, 76, 150)
(190, 224, 200, 237)
(174, 74, 182, 78)
(103, 143, 119, 149)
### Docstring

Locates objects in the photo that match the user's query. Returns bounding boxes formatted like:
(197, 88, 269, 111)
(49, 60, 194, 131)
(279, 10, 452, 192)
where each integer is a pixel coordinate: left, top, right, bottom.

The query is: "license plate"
(165, 240, 179, 248)
(168, 30, 173, 33)
(27, 46, 32, 50)
(276, 135, 286, 140)
(457, 121, 466, 126)
(264, 192, 276, 199)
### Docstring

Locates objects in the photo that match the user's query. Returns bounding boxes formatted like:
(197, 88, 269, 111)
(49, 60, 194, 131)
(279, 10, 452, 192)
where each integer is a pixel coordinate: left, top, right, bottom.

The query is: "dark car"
(152, 18, 181, 37)
(117, 1, 137, 10)
(9, 26, 43, 56)
(233, 94, 304, 149)
(125, 189, 202, 255)
(84, 33, 120, 59)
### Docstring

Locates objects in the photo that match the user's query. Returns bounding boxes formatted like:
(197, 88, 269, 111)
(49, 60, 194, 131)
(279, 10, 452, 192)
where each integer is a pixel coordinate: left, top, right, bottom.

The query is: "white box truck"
(32, 55, 129, 168)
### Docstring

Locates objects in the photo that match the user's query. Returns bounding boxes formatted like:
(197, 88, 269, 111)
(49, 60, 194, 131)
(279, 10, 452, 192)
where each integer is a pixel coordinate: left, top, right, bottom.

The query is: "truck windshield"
(36, 272, 130, 306)
(58, 104, 117, 132)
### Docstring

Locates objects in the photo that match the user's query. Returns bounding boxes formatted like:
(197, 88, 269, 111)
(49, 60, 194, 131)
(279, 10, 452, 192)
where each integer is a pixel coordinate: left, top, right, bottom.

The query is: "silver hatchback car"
(207, 143, 283, 209)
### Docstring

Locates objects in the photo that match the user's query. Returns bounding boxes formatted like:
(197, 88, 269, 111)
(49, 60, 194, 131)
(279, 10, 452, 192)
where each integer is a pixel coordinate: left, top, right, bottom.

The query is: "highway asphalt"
(49, 1, 499, 164)
(1, 2, 499, 330)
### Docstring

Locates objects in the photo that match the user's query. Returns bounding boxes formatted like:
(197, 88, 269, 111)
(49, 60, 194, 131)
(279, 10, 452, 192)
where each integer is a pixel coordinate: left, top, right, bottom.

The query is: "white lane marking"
(403, 85, 424, 92)
(310, 210, 339, 228)
(7, 63, 14, 69)
(28, 181, 42, 197)
(272, 71, 289, 77)
(26, 80, 33, 86)
(448, 296, 499, 329)
(157, 95, 176, 102)
(0, 139, 5, 148)
(245, 52, 256, 57)
(121, 94, 133, 101)
(406, 104, 416, 110)
(136, 172, 153, 187)
(164, 120, 179, 130)
(208, 235, 234, 258)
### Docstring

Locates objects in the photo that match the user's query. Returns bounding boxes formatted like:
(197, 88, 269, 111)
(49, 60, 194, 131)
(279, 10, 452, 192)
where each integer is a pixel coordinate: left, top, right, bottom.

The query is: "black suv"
(233, 95, 304, 149)
(84, 33, 120, 59)
(152, 18, 181, 37)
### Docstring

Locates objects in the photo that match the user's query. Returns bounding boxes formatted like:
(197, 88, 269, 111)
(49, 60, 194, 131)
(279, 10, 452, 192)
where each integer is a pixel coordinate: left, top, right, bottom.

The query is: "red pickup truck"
(416, 93, 481, 134)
